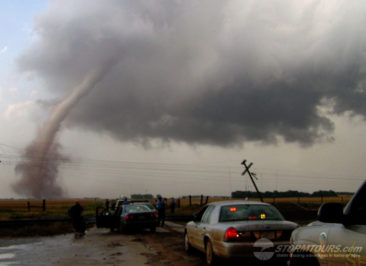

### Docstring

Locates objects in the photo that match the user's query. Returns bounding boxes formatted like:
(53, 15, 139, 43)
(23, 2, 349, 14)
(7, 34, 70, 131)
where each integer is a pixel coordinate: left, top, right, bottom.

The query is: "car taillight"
(125, 214, 134, 220)
(225, 227, 239, 241)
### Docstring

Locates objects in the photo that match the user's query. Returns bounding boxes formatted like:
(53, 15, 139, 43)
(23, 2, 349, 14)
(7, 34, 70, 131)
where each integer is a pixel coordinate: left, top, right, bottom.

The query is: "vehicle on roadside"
(96, 200, 157, 233)
(119, 203, 157, 232)
(290, 181, 366, 266)
(184, 200, 298, 265)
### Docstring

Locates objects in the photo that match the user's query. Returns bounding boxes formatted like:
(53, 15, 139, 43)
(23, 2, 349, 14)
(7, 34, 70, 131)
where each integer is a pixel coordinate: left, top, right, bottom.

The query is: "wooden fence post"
(189, 195, 192, 207)
(27, 201, 31, 212)
(42, 199, 46, 211)
(200, 195, 203, 206)
(177, 198, 180, 208)
(205, 196, 209, 205)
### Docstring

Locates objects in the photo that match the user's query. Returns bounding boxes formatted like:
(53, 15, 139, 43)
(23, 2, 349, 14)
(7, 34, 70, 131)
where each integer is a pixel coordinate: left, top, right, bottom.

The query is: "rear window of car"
(124, 204, 151, 213)
(143, 203, 156, 210)
(134, 203, 155, 210)
(219, 204, 283, 222)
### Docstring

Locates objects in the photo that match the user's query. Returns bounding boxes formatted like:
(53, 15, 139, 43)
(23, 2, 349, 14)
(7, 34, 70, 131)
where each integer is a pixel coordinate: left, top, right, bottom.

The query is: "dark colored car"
(96, 200, 157, 232)
(119, 203, 157, 232)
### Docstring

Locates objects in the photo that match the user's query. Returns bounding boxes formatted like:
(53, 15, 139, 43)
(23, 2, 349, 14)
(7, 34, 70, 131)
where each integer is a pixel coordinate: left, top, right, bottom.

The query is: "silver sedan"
(184, 200, 298, 265)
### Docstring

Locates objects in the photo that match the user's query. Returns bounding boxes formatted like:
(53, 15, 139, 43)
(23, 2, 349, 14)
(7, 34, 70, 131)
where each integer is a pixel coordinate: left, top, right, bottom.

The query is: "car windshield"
(219, 204, 283, 222)
(124, 204, 151, 213)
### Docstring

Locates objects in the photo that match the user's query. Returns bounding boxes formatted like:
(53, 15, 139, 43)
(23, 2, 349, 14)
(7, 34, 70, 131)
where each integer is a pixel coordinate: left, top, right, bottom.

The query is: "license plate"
(261, 231, 275, 240)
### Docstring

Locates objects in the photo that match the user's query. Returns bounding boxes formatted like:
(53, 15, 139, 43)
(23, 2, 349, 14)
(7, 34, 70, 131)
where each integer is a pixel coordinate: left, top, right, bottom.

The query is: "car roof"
(207, 200, 271, 207)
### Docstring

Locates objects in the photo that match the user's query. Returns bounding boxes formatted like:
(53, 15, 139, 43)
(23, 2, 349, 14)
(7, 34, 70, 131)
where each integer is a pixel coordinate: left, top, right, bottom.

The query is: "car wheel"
(205, 240, 216, 265)
(184, 232, 192, 253)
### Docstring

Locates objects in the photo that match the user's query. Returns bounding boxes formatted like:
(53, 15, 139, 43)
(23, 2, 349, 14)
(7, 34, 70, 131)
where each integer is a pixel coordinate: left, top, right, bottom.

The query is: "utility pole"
(241, 159, 263, 202)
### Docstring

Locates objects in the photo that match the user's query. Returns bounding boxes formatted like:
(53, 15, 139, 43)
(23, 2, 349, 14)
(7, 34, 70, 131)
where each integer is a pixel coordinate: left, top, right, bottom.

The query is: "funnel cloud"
(13, 65, 114, 198)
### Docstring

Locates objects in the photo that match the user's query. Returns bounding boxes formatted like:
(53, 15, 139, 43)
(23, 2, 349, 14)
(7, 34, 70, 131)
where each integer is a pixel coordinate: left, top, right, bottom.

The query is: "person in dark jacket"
(156, 196, 166, 227)
(170, 198, 176, 213)
(68, 202, 85, 236)
(105, 199, 110, 210)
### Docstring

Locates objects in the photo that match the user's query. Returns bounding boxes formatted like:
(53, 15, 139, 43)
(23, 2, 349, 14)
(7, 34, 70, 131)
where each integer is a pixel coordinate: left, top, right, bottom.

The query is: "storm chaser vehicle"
(96, 200, 157, 232)
(290, 180, 366, 265)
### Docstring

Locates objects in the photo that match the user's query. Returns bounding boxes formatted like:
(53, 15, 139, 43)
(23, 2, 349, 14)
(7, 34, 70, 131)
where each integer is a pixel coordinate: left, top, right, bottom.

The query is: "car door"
(324, 224, 366, 265)
(188, 206, 209, 251)
(196, 205, 216, 251)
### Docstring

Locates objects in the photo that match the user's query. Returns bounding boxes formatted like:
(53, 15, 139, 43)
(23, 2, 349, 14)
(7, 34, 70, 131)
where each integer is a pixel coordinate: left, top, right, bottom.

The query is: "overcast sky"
(1, 0, 365, 199)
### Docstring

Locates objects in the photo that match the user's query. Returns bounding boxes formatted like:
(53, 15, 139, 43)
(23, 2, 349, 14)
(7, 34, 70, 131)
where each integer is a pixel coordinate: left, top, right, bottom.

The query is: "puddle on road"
(0, 228, 156, 265)
(0, 251, 16, 266)
(0, 253, 15, 259)
(0, 234, 74, 265)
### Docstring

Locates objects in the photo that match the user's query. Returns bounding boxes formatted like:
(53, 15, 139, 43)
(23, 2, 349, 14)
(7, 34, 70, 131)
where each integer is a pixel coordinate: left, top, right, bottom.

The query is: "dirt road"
(0, 223, 203, 266)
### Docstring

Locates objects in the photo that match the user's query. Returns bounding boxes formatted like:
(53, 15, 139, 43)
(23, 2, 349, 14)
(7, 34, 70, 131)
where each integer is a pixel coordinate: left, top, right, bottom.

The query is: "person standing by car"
(122, 197, 130, 205)
(105, 199, 110, 210)
(68, 202, 85, 237)
(170, 198, 176, 213)
(156, 196, 166, 227)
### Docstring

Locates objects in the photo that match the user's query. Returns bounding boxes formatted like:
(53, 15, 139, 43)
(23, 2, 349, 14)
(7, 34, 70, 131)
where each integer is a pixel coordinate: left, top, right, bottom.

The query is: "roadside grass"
(0, 222, 74, 237)
(0, 199, 104, 221)
(0, 209, 16, 220)
(169, 204, 202, 216)
(167, 195, 352, 215)
(0, 199, 103, 237)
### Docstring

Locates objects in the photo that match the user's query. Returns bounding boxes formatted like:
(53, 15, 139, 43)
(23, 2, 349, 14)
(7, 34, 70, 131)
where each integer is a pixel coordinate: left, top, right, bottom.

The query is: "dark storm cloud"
(19, 0, 366, 146)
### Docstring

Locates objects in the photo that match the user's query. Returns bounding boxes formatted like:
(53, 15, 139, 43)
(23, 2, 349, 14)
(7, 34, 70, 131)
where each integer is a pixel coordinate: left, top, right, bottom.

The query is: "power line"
(1, 153, 365, 182)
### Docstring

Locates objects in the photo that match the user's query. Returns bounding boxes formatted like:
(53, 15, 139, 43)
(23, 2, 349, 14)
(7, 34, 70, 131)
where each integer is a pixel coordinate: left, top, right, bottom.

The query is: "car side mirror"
(318, 202, 344, 223)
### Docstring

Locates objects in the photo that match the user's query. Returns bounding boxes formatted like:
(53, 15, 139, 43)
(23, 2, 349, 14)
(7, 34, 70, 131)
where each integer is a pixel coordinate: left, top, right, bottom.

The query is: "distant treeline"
(129, 190, 353, 200)
(131, 194, 179, 199)
(131, 194, 154, 199)
(231, 190, 348, 198)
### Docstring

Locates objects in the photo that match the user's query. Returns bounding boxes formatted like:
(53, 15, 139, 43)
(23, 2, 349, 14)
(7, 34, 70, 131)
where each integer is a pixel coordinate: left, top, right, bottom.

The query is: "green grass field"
(0, 199, 103, 221)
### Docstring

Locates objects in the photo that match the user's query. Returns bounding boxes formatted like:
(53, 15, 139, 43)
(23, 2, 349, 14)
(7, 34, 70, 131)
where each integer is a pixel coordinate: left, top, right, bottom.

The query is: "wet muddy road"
(0, 223, 203, 266)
